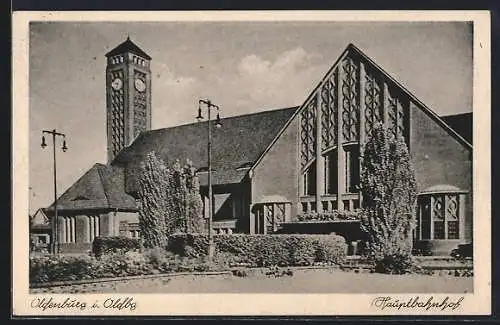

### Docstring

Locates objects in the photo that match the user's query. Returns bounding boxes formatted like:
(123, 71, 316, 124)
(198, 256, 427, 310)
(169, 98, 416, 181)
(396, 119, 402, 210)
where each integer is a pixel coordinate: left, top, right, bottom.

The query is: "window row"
(302, 144, 360, 196)
(109, 54, 148, 67)
(59, 215, 101, 243)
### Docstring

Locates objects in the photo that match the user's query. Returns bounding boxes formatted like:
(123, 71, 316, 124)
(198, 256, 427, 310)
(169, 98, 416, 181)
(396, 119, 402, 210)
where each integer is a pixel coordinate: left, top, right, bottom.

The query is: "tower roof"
(105, 37, 152, 60)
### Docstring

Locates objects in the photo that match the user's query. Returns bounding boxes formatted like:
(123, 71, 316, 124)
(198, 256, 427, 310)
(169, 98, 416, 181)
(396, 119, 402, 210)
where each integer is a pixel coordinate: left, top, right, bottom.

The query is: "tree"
(166, 159, 205, 234)
(138, 153, 206, 247)
(137, 151, 169, 248)
(183, 159, 205, 233)
(360, 123, 417, 263)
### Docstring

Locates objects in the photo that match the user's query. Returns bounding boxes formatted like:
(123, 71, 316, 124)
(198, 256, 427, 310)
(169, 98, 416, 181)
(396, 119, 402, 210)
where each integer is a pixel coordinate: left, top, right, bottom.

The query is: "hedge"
(92, 236, 141, 258)
(167, 234, 347, 267)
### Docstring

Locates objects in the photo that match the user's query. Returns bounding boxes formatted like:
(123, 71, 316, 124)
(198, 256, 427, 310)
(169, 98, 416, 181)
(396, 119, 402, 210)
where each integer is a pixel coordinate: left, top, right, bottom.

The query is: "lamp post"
(196, 99, 222, 262)
(41, 129, 68, 255)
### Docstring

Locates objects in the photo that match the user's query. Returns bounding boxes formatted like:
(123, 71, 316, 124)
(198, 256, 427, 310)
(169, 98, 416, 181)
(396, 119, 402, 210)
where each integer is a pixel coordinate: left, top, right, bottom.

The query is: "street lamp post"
(196, 99, 222, 262)
(41, 129, 68, 255)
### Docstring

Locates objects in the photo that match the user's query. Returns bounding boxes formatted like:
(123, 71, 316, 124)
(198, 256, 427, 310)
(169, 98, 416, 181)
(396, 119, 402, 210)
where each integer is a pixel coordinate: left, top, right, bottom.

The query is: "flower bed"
(29, 249, 226, 284)
(167, 233, 347, 267)
(296, 210, 360, 222)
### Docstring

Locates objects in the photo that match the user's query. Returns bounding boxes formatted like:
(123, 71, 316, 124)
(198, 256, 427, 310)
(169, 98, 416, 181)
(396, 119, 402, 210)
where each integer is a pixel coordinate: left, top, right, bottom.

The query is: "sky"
(28, 21, 473, 214)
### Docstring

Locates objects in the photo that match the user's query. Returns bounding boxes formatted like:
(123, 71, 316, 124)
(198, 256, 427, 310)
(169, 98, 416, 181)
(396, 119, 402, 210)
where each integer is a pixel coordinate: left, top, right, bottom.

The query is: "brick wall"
(251, 116, 299, 221)
(409, 102, 473, 242)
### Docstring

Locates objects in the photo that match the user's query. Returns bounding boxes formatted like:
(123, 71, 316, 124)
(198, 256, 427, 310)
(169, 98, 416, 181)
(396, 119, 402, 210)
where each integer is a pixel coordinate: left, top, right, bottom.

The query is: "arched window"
(416, 185, 466, 241)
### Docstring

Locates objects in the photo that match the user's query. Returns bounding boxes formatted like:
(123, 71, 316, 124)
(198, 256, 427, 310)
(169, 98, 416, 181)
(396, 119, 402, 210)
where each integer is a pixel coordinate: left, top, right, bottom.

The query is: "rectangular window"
(88, 215, 100, 243)
(63, 216, 76, 243)
(325, 151, 338, 194)
(433, 221, 445, 239)
(129, 230, 140, 238)
(303, 164, 316, 196)
(432, 196, 445, 239)
(345, 145, 360, 193)
(447, 221, 459, 239)
(420, 197, 431, 240)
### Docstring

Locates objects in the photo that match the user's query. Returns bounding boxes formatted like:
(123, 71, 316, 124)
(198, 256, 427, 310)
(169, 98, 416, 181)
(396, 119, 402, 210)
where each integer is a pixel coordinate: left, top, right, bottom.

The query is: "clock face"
(134, 78, 146, 92)
(111, 78, 122, 91)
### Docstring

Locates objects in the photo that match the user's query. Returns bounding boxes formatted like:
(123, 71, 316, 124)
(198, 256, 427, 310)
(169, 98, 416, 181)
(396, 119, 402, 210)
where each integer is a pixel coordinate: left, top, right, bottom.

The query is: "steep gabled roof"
(348, 44, 472, 149)
(111, 106, 298, 193)
(250, 43, 472, 174)
(105, 37, 152, 60)
(46, 163, 137, 212)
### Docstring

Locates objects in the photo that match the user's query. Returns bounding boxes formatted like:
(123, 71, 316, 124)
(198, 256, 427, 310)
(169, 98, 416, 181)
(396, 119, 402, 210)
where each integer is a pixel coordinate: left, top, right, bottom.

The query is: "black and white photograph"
(12, 11, 491, 316)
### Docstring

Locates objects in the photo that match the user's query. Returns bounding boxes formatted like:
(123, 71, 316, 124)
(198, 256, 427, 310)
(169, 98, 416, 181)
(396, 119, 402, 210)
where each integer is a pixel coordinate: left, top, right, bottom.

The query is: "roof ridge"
(95, 164, 111, 209)
(147, 106, 299, 134)
(442, 112, 473, 117)
(348, 44, 472, 149)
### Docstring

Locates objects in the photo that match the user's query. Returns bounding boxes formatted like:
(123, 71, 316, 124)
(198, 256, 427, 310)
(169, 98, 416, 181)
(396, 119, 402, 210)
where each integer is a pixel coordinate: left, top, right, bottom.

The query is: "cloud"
(151, 47, 327, 127)
(215, 47, 326, 115)
(150, 66, 199, 128)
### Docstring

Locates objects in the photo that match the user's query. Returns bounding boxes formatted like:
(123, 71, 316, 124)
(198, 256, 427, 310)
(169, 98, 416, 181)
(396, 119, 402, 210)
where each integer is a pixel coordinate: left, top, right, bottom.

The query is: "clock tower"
(105, 37, 152, 163)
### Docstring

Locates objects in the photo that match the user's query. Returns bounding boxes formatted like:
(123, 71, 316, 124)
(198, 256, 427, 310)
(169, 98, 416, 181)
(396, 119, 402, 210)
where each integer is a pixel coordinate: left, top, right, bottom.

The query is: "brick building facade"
(44, 39, 472, 256)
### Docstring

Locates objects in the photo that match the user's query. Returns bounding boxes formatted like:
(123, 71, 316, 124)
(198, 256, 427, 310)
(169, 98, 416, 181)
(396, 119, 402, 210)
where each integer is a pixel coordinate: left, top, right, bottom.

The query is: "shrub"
(92, 236, 141, 258)
(373, 253, 417, 275)
(167, 234, 347, 267)
(314, 235, 347, 265)
(30, 255, 96, 283)
(30, 249, 227, 284)
(287, 236, 316, 266)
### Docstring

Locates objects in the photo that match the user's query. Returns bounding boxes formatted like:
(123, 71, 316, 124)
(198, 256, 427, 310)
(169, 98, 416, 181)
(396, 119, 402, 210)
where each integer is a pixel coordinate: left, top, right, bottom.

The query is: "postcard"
(12, 10, 491, 316)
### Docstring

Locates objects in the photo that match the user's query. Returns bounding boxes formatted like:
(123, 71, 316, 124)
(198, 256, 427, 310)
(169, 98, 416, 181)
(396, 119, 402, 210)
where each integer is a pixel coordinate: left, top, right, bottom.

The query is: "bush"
(287, 236, 316, 266)
(30, 249, 226, 284)
(30, 255, 96, 283)
(167, 234, 347, 267)
(373, 253, 417, 275)
(92, 236, 141, 258)
(314, 236, 347, 265)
